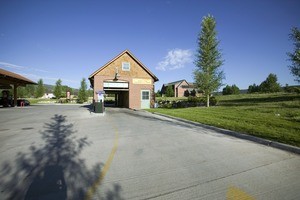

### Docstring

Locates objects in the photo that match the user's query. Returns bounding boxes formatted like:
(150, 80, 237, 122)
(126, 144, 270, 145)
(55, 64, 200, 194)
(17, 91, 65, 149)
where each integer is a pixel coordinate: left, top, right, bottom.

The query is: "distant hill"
(44, 84, 55, 93)
(44, 84, 79, 95)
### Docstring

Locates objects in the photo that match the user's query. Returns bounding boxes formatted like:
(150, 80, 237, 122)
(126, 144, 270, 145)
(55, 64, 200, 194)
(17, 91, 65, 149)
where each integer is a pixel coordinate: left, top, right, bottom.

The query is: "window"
(122, 62, 130, 71)
(142, 91, 150, 100)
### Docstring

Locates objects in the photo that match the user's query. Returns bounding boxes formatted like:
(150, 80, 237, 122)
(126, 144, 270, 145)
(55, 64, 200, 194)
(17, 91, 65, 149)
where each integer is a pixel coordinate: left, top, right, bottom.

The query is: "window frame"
(122, 62, 130, 71)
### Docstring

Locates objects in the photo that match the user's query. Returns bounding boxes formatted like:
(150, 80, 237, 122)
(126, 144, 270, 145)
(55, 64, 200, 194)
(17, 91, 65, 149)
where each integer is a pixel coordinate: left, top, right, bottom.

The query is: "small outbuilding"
(89, 50, 159, 109)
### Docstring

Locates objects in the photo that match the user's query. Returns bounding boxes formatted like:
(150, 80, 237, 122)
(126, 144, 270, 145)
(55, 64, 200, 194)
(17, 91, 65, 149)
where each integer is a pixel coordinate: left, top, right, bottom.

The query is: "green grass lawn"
(149, 93, 300, 147)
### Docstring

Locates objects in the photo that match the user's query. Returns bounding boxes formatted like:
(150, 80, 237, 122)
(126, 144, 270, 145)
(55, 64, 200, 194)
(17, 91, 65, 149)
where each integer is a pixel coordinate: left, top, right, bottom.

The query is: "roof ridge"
(89, 50, 158, 83)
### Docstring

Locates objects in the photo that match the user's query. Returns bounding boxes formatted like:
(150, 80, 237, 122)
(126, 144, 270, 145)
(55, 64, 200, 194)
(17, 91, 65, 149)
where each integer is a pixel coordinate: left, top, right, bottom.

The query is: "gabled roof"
(0, 68, 37, 86)
(89, 50, 159, 86)
(163, 79, 188, 87)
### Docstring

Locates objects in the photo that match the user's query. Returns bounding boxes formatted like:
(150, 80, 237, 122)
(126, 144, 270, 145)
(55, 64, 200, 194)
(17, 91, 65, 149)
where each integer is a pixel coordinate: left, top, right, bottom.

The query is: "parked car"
(17, 99, 30, 106)
(0, 97, 13, 107)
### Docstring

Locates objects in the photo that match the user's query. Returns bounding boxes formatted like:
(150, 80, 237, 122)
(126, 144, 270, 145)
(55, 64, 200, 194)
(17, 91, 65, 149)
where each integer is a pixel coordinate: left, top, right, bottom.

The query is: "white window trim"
(141, 90, 150, 100)
(122, 62, 130, 71)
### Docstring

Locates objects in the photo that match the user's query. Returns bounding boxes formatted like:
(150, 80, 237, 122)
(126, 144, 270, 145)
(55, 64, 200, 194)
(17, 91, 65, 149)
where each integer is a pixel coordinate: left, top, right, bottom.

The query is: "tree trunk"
(206, 94, 210, 107)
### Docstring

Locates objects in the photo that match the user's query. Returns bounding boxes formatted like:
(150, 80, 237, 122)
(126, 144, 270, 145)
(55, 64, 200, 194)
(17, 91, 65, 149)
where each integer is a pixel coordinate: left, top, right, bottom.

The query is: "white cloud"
(156, 49, 193, 71)
(0, 61, 49, 73)
(0, 61, 77, 86)
(20, 73, 78, 84)
(0, 62, 25, 70)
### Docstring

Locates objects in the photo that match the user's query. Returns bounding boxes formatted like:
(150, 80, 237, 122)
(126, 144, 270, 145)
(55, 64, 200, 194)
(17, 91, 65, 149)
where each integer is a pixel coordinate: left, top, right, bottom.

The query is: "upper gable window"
(122, 62, 130, 71)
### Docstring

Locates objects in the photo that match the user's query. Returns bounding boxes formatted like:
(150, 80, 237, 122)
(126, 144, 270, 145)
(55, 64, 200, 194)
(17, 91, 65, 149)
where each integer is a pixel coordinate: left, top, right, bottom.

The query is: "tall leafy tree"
(231, 84, 240, 95)
(17, 87, 26, 98)
(25, 84, 35, 98)
(61, 85, 73, 98)
(54, 79, 62, 99)
(35, 79, 45, 98)
(259, 73, 281, 93)
(194, 15, 224, 107)
(287, 27, 300, 83)
(87, 89, 94, 97)
(78, 78, 88, 103)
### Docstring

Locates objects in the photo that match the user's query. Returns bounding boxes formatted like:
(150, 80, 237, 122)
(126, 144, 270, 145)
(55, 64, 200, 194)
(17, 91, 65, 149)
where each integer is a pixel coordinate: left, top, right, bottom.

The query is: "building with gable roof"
(89, 50, 159, 109)
(161, 79, 199, 97)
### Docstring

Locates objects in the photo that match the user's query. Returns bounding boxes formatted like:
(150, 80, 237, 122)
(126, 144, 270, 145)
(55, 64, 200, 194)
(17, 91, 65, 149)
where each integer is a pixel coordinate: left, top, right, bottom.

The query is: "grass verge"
(148, 93, 300, 147)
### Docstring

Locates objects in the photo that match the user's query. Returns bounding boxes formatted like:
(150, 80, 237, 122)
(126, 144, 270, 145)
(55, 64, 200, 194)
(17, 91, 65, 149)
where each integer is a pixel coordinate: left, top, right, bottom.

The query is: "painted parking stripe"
(84, 129, 119, 200)
(227, 186, 255, 200)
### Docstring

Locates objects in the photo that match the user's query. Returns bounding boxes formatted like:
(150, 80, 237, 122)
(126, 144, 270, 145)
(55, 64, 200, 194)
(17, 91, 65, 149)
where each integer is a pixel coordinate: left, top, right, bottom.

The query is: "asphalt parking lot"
(0, 105, 299, 200)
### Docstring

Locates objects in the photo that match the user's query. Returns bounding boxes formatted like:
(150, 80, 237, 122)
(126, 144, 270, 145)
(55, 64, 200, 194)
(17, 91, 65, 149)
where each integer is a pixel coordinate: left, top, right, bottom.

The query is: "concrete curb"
(149, 111, 300, 155)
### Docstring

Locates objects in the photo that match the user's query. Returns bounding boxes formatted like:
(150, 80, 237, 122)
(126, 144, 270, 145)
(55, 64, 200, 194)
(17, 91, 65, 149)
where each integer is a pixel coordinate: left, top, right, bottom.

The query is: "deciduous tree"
(223, 84, 240, 95)
(35, 79, 45, 98)
(78, 78, 88, 103)
(54, 79, 62, 99)
(248, 84, 260, 93)
(287, 27, 300, 83)
(259, 73, 281, 93)
(194, 15, 224, 107)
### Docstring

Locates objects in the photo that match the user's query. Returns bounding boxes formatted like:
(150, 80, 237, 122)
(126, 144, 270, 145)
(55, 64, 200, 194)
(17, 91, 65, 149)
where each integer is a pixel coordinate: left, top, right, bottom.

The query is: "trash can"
(94, 100, 104, 113)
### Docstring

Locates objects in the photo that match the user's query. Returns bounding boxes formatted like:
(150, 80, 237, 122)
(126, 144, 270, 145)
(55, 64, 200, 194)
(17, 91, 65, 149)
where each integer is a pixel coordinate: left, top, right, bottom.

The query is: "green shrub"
(188, 96, 198, 102)
(209, 96, 218, 106)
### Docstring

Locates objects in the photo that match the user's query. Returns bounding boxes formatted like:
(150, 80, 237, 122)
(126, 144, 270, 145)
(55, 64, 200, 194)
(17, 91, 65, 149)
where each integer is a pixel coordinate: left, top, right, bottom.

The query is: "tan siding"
(96, 54, 152, 79)
(92, 52, 156, 109)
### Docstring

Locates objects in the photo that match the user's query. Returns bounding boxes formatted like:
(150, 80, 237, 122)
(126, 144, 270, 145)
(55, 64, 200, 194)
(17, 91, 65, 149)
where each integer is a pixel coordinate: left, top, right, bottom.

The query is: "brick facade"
(89, 50, 158, 109)
(161, 80, 194, 97)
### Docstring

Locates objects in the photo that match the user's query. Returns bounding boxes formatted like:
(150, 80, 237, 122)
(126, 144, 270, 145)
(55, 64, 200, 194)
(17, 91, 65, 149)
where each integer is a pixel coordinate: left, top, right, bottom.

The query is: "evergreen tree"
(155, 90, 162, 97)
(184, 90, 190, 97)
(165, 85, 174, 97)
(222, 85, 232, 95)
(35, 79, 45, 98)
(78, 78, 88, 103)
(248, 84, 260, 93)
(190, 89, 196, 97)
(54, 79, 62, 99)
(287, 27, 300, 83)
(194, 15, 224, 107)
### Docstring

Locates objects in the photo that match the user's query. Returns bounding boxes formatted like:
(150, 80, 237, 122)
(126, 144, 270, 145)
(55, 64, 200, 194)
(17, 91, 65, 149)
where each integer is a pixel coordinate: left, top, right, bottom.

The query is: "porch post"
(13, 84, 17, 107)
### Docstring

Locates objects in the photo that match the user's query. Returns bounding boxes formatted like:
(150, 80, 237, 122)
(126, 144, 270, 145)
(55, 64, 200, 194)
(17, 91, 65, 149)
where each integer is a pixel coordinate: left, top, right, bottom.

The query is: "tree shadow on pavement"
(0, 114, 123, 200)
(81, 104, 94, 113)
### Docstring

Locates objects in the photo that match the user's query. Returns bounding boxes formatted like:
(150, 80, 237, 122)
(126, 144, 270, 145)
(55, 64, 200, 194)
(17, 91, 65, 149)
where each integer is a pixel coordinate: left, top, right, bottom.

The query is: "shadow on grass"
(0, 114, 123, 200)
(219, 94, 300, 107)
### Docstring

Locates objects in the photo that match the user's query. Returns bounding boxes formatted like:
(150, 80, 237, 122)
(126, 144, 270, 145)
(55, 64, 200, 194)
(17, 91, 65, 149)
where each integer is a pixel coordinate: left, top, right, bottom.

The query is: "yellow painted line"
(84, 130, 119, 200)
(227, 186, 255, 200)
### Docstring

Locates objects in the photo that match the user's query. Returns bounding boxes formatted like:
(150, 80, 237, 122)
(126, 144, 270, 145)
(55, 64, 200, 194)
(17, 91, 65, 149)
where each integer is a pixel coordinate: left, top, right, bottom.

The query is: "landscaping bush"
(156, 96, 217, 108)
(284, 85, 300, 93)
(209, 96, 218, 106)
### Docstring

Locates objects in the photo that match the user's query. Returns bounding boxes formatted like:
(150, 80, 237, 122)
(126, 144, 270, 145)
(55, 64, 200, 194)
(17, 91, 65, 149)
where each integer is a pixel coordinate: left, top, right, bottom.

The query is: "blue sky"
(0, 0, 299, 91)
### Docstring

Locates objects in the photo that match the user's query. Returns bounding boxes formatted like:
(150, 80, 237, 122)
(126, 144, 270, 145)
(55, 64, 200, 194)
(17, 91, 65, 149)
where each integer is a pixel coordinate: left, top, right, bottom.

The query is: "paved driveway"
(0, 105, 299, 200)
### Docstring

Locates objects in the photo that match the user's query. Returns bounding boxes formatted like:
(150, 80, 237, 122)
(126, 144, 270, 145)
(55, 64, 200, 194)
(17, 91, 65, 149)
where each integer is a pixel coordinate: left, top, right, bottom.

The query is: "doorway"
(141, 90, 150, 109)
